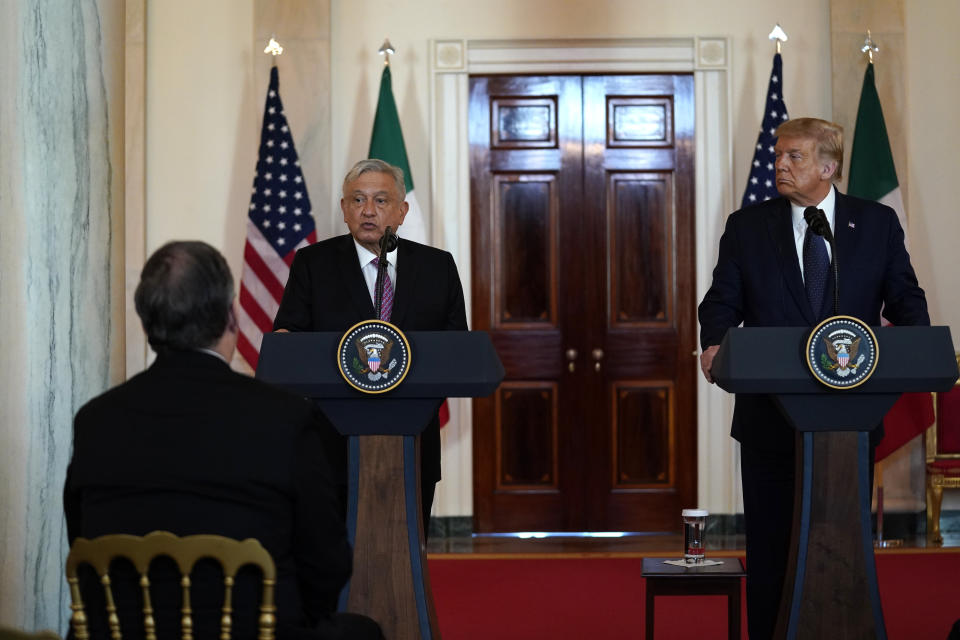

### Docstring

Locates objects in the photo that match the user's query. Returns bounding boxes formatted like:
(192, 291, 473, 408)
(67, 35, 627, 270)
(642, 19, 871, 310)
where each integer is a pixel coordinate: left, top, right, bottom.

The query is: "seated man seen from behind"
(64, 240, 382, 640)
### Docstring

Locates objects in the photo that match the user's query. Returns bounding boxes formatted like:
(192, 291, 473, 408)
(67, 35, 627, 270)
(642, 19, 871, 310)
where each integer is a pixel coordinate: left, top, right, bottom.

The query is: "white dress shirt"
(354, 238, 398, 305)
(790, 187, 835, 283)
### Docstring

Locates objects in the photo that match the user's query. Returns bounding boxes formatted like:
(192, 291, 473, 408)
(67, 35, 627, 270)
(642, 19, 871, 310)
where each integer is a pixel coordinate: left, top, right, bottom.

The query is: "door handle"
(592, 348, 604, 372)
(566, 348, 578, 373)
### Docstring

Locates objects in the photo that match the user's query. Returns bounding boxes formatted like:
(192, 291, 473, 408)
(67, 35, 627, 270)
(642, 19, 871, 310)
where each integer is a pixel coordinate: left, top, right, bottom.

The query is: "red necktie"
(373, 257, 393, 321)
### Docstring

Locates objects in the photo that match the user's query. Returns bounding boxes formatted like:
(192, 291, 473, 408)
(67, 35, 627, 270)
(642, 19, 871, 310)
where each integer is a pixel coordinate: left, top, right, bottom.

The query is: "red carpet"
(429, 552, 960, 639)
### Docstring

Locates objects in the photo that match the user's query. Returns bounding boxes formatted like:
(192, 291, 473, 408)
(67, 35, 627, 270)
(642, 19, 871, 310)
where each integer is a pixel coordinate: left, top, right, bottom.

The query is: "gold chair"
(0, 627, 60, 640)
(926, 352, 960, 545)
(65, 531, 276, 640)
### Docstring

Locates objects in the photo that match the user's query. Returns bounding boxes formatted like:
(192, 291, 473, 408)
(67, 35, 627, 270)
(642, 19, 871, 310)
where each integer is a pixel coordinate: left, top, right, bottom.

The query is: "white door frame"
(428, 37, 740, 520)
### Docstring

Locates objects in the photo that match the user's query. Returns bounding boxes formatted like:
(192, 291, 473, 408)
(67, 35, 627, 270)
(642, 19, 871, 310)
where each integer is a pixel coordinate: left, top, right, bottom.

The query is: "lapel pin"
(848, 221, 856, 229)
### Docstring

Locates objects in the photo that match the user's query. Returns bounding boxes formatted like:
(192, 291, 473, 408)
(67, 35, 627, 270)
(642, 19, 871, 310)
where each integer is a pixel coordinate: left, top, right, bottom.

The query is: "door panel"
(471, 75, 583, 532)
(494, 175, 558, 326)
(609, 172, 673, 324)
(471, 73, 695, 532)
(497, 383, 559, 488)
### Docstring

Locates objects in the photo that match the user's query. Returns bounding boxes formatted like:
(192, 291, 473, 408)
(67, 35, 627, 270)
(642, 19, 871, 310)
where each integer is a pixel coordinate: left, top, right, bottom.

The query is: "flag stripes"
(237, 66, 317, 370)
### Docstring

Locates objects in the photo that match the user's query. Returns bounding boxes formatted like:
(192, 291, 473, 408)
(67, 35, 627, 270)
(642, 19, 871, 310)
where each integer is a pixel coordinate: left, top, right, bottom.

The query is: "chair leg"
(927, 476, 944, 546)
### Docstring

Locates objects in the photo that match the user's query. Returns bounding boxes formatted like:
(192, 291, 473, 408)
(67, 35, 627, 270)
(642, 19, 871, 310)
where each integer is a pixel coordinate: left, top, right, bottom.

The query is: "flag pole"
(769, 22, 788, 53)
(861, 29, 878, 65)
(378, 38, 395, 67)
(263, 35, 284, 66)
(860, 29, 902, 549)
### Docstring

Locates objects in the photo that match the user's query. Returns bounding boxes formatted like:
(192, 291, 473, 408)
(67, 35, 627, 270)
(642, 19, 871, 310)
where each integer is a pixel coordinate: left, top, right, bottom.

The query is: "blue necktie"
(803, 225, 830, 318)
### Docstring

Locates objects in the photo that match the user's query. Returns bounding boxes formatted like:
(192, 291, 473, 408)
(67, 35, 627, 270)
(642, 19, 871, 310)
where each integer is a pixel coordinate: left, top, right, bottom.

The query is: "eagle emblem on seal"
(353, 333, 398, 381)
(820, 329, 866, 377)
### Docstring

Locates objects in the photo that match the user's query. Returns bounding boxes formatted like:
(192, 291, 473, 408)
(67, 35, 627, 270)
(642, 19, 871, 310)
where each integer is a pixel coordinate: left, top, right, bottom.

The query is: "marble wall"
(0, 0, 125, 632)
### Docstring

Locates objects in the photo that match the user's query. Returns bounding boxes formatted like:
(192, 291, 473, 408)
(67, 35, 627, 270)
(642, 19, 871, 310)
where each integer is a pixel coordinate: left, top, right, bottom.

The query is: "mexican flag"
(369, 65, 427, 244)
(369, 64, 450, 425)
(847, 62, 935, 461)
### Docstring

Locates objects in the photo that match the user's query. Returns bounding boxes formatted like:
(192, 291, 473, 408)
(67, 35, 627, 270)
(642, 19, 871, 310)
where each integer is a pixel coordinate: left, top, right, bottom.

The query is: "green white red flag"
(847, 62, 935, 461)
(368, 64, 450, 425)
(368, 65, 426, 243)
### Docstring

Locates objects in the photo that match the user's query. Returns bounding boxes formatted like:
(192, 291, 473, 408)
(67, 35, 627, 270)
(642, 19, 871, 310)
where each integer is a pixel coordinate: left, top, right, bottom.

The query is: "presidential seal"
(805, 315, 879, 390)
(337, 320, 411, 394)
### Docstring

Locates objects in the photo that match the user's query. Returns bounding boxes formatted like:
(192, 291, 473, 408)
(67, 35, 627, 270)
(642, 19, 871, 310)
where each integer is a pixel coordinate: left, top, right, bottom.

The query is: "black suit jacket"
(272, 233, 468, 482)
(64, 350, 351, 639)
(698, 190, 929, 450)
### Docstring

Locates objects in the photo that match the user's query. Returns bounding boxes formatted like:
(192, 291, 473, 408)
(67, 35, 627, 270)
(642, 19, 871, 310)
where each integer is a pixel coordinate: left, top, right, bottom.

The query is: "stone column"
(0, 0, 125, 632)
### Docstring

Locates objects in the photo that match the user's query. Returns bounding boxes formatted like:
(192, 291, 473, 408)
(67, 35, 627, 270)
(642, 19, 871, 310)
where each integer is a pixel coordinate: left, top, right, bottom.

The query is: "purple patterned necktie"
(803, 225, 830, 318)
(372, 256, 393, 321)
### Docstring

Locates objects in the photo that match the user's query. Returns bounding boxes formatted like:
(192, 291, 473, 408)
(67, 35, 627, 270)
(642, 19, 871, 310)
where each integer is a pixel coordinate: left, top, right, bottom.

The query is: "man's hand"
(274, 328, 290, 333)
(700, 345, 720, 384)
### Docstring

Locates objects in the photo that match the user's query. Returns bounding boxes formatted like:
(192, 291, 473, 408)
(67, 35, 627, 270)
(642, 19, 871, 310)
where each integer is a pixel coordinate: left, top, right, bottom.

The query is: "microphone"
(803, 207, 833, 243)
(803, 207, 838, 316)
(379, 226, 398, 253)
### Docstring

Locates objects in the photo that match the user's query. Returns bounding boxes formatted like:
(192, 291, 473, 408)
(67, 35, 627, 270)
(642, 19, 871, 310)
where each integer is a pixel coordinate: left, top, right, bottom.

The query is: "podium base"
(340, 434, 440, 639)
(776, 431, 886, 639)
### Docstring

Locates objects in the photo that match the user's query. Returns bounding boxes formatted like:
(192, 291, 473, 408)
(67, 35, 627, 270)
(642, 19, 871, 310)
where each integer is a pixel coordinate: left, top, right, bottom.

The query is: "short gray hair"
(342, 159, 406, 201)
(134, 241, 234, 351)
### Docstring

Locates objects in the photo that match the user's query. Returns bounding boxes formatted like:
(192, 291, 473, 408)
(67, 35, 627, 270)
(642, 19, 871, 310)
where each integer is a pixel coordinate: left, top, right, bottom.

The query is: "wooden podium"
(257, 330, 503, 640)
(712, 325, 958, 639)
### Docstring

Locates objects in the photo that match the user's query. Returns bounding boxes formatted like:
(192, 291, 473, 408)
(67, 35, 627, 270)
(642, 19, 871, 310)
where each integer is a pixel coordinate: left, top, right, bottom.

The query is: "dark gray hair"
(134, 241, 234, 351)
(342, 159, 406, 201)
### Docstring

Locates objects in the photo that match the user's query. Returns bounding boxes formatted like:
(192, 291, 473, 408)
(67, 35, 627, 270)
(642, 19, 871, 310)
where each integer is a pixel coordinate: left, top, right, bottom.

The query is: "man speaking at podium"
(273, 159, 468, 531)
(698, 118, 929, 639)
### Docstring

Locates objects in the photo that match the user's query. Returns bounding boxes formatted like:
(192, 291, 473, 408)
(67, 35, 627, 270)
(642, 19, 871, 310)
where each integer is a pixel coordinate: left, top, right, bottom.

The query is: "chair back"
(65, 531, 276, 640)
(927, 352, 960, 461)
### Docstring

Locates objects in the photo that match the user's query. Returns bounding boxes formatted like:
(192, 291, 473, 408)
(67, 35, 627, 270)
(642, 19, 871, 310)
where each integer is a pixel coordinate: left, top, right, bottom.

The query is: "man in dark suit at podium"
(65, 241, 382, 640)
(698, 118, 929, 639)
(273, 159, 468, 531)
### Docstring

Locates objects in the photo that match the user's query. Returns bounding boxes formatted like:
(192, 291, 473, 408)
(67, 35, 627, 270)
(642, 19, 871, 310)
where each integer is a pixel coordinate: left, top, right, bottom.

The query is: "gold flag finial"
(264, 36, 284, 57)
(378, 39, 396, 66)
(769, 23, 788, 54)
(861, 29, 879, 64)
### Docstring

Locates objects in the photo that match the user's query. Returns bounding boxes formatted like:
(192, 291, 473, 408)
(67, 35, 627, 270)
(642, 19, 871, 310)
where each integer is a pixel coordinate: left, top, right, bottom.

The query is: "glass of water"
(682, 508, 709, 564)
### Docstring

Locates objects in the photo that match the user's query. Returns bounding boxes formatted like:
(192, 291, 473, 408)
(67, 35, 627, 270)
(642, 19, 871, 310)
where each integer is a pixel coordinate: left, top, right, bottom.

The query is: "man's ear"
(821, 160, 838, 181)
(227, 298, 239, 333)
(397, 200, 409, 225)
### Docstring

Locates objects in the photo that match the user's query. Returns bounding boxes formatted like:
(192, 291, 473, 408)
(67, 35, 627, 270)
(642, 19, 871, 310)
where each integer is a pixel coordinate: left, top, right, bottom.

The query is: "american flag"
(741, 53, 789, 208)
(237, 66, 317, 369)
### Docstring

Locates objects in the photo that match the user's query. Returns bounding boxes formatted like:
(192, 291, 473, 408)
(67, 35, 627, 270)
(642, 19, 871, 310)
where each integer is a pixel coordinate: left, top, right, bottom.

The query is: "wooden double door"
(470, 74, 697, 532)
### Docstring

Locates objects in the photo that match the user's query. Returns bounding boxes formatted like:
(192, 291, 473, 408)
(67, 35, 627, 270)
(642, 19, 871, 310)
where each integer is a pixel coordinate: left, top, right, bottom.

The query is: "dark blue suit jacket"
(698, 189, 929, 450)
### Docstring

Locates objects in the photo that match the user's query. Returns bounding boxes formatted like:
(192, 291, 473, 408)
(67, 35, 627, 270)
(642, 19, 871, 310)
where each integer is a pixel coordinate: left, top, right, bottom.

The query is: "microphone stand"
(826, 233, 839, 316)
(804, 207, 839, 316)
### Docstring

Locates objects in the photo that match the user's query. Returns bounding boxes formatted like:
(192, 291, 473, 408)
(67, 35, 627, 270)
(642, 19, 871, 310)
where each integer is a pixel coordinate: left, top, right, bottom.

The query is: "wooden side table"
(641, 557, 745, 640)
